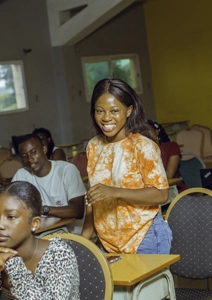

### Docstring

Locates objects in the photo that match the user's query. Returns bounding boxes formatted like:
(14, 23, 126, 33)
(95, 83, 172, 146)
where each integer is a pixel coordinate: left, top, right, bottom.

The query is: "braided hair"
(32, 128, 55, 159)
(146, 120, 170, 144)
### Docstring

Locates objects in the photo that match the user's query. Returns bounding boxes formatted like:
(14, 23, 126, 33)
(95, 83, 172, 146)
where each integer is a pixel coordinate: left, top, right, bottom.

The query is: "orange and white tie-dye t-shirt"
(87, 133, 168, 254)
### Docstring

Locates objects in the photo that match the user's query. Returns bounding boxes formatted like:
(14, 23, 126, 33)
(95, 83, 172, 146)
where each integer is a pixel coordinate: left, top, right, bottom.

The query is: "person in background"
(12, 134, 86, 236)
(32, 127, 66, 161)
(0, 181, 79, 300)
(146, 119, 187, 193)
(72, 151, 88, 190)
(82, 78, 172, 254)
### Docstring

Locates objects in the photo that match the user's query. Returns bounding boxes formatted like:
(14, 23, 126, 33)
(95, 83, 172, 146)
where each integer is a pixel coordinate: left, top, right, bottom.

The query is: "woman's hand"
(0, 247, 18, 271)
(85, 183, 116, 206)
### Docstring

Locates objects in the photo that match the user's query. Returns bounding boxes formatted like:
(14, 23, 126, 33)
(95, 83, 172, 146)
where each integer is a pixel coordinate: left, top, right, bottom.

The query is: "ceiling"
(46, 0, 144, 46)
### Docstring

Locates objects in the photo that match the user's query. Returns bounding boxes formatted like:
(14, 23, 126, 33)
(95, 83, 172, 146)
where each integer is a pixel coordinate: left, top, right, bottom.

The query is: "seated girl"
(0, 181, 79, 300)
(32, 128, 66, 161)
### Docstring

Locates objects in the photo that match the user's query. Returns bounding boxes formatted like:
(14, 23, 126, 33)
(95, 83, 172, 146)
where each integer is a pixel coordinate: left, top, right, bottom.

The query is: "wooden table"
(105, 254, 180, 299)
(55, 142, 83, 149)
(168, 178, 183, 186)
(55, 142, 84, 162)
(36, 216, 75, 234)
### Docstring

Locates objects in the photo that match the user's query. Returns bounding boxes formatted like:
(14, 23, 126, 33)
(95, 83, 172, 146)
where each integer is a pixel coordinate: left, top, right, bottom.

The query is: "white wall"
(0, 0, 70, 147)
(61, 2, 156, 142)
(0, 0, 155, 148)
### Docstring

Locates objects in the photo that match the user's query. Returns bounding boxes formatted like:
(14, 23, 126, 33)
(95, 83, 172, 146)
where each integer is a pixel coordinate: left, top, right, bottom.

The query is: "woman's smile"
(95, 93, 132, 143)
(0, 234, 9, 242)
(101, 124, 116, 132)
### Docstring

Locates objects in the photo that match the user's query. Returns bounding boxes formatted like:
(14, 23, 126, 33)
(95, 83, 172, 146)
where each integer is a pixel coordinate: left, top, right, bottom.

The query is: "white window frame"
(0, 60, 29, 115)
(81, 53, 143, 102)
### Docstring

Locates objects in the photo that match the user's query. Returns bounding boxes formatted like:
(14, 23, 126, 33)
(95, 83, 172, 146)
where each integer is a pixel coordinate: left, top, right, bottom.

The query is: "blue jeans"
(136, 213, 172, 254)
(101, 213, 172, 254)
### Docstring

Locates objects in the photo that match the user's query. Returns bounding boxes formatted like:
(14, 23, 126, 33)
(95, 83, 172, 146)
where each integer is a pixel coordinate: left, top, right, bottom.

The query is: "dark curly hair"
(90, 78, 153, 140)
(146, 120, 170, 144)
(0, 181, 42, 223)
(32, 128, 55, 159)
(18, 133, 43, 149)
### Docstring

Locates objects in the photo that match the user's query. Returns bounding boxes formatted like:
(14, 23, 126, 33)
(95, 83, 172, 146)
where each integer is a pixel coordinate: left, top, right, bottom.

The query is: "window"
(0, 61, 28, 114)
(82, 54, 143, 102)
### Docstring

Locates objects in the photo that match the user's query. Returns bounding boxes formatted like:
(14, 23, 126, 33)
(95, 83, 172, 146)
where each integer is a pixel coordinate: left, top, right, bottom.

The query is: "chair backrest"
(180, 152, 206, 166)
(175, 127, 204, 158)
(0, 157, 23, 183)
(42, 233, 113, 300)
(165, 188, 212, 279)
(0, 147, 12, 161)
(178, 152, 205, 188)
(72, 151, 87, 178)
(191, 124, 212, 158)
(72, 151, 88, 189)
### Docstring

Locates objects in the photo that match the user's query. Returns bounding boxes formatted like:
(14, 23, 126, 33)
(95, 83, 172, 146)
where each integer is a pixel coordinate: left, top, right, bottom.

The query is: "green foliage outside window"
(82, 54, 142, 102)
(85, 61, 110, 96)
(0, 61, 28, 114)
(0, 65, 16, 111)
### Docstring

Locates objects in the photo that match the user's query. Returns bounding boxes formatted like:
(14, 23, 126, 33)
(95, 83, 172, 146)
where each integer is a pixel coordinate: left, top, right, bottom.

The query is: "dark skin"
(50, 148, 66, 161)
(35, 133, 66, 162)
(19, 138, 84, 219)
(0, 194, 50, 289)
(1, 239, 49, 289)
(82, 94, 168, 239)
(147, 124, 180, 179)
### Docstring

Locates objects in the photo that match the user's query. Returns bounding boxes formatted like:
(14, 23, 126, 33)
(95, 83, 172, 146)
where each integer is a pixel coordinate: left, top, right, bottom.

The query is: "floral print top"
(87, 133, 168, 253)
(1, 237, 79, 300)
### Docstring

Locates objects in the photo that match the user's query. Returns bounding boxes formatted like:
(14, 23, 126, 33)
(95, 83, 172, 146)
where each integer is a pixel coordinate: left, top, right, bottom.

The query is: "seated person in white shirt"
(12, 134, 86, 235)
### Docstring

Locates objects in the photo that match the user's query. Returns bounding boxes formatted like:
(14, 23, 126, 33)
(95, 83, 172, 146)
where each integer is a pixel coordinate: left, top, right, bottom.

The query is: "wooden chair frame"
(165, 187, 212, 221)
(42, 232, 114, 300)
(164, 187, 212, 297)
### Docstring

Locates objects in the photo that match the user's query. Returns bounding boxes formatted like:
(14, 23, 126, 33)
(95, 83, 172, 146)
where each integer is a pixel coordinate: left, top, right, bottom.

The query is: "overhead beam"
(46, 0, 138, 46)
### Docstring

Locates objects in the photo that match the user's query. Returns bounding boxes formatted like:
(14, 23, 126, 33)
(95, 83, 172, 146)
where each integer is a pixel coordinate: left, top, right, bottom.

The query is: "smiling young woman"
(82, 78, 172, 255)
(0, 181, 79, 300)
(94, 93, 133, 143)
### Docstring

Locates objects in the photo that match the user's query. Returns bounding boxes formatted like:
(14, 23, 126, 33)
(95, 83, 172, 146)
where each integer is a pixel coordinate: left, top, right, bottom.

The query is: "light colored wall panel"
(0, 0, 71, 147)
(62, 2, 156, 142)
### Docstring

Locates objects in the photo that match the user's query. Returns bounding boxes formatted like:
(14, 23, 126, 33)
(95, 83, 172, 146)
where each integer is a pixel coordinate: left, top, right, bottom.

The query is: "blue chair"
(178, 152, 205, 188)
(42, 233, 113, 300)
(165, 188, 212, 300)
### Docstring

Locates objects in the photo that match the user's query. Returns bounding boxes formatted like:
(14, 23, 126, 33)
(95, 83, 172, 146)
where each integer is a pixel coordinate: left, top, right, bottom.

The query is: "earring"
(32, 227, 36, 232)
